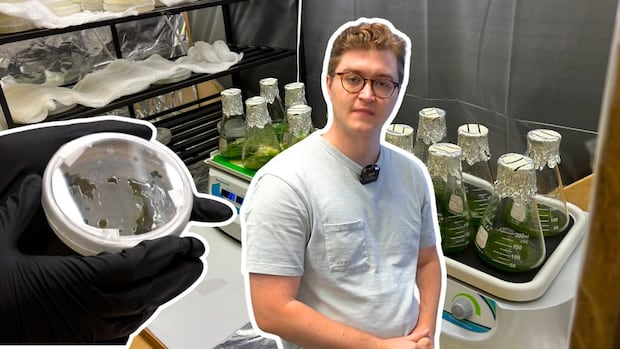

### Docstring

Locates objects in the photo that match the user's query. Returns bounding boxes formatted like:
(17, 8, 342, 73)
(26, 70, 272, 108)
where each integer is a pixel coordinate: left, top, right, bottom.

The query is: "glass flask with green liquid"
(385, 123, 415, 153)
(259, 77, 287, 143)
(283, 104, 313, 149)
(217, 88, 246, 159)
(457, 124, 495, 231)
(241, 96, 281, 170)
(526, 129, 569, 236)
(427, 143, 474, 254)
(475, 153, 546, 272)
(412, 107, 447, 163)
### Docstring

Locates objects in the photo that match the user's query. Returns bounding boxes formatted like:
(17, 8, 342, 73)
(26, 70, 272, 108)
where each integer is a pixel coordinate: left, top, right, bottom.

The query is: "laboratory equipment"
(526, 129, 569, 236)
(457, 124, 495, 230)
(42, 132, 194, 255)
(475, 153, 546, 272)
(218, 88, 246, 159)
(441, 196, 587, 349)
(283, 104, 313, 148)
(241, 96, 281, 170)
(427, 143, 474, 254)
(259, 77, 287, 142)
(384, 123, 415, 153)
(412, 107, 447, 163)
(284, 81, 307, 111)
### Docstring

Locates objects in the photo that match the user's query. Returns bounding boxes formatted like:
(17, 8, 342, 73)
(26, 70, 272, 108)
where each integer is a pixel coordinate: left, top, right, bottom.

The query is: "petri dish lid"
(0, 20, 37, 34)
(42, 132, 194, 255)
(103, 2, 154, 13)
(48, 3, 83, 16)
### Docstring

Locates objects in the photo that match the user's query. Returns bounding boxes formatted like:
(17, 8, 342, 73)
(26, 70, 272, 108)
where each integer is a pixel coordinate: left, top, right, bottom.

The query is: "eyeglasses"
(334, 72, 399, 98)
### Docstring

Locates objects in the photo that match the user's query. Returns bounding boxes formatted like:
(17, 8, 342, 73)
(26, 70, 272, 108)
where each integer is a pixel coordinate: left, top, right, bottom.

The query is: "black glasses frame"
(334, 72, 400, 98)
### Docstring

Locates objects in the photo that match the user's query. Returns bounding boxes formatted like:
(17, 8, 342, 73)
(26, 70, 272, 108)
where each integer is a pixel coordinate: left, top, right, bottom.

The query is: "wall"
(300, 0, 618, 184)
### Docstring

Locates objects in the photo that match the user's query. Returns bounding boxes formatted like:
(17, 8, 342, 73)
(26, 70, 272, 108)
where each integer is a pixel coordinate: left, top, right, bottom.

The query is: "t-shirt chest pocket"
(323, 219, 370, 272)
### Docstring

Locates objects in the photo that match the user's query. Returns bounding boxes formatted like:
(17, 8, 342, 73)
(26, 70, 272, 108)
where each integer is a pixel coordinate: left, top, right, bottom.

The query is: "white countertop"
(146, 225, 250, 348)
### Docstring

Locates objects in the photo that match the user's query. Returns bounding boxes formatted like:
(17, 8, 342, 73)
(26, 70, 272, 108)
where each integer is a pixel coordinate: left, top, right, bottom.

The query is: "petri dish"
(42, 132, 194, 255)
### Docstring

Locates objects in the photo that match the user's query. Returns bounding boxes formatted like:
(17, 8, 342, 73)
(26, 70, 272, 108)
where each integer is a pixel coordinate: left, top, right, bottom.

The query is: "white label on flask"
(476, 226, 488, 249)
(449, 194, 464, 214)
(510, 202, 526, 222)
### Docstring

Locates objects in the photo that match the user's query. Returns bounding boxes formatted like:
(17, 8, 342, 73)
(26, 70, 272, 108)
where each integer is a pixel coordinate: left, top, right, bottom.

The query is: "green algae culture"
(218, 88, 246, 160)
(65, 172, 175, 236)
(219, 138, 245, 159)
(475, 197, 546, 272)
(242, 144, 280, 170)
(473, 153, 546, 272)
(427, 143, 474, 254)
(242, 95, 282, 170)
(465, 182, 494, 230)
(434, 179, 474, 254)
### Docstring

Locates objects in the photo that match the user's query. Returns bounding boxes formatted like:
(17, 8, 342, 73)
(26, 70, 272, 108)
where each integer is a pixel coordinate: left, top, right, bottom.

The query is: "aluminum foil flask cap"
(287, 104, 313, 136)
(245, 96, 271, 128)
(416, 107, 447, 145)
(495, 153, 537, 205)
(259, 77, 280, 104)
(284, 82, 307, 109)
(385, 124, 415, 153)
(526, 129, 562, 170)
(457, 124, 491, 166)
(427, 143, 462, 183)
(221, 88, 244, 117)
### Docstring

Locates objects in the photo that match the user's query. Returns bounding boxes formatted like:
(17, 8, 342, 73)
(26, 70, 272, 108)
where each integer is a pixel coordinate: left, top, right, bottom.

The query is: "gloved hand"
(0, 117, 235, 344)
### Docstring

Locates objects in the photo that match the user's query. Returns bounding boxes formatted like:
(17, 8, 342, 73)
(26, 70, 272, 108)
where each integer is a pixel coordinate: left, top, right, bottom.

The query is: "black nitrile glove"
(0, 117, 235, 344)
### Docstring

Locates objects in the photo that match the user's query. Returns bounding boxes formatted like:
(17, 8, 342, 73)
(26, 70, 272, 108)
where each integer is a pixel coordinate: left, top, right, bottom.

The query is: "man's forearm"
(414, 252, 443, 336)
(256, 298, 386, 349)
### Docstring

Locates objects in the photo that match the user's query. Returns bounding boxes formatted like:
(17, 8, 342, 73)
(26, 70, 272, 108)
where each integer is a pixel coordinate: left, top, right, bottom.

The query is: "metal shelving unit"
(0, 0, 296, 165)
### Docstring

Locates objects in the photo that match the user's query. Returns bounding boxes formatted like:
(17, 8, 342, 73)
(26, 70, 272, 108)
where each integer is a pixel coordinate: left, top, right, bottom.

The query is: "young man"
(242, 18, 444, 349)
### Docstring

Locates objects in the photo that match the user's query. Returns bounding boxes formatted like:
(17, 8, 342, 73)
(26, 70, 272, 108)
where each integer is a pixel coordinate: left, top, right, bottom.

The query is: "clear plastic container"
(42, 132, 194, 255)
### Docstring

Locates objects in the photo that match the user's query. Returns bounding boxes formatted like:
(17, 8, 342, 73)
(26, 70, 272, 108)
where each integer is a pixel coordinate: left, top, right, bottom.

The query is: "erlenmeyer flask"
(457, 124, 495, 230)
(526, 129, 569, 236)
(218, 88, 246, 159)
(427, 143, 474, 254)
(283, 104, 313, 149)
(412, 107, 447, 163)
(385, 123, 415, 153)
(475, 153, 546, 272)
(242, 96, 281, 170)
(259, 77, 287, 143)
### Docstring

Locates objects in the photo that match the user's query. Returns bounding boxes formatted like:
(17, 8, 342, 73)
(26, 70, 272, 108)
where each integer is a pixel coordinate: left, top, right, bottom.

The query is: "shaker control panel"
(442, 278, 497, 333)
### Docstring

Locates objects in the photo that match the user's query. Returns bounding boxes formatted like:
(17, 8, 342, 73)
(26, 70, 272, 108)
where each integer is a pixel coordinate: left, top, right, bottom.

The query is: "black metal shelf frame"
(0, 0, 297, 165)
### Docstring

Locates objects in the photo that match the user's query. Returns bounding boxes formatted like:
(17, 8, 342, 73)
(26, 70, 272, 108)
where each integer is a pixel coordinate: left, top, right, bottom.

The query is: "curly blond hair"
(327, 22, 407, 83)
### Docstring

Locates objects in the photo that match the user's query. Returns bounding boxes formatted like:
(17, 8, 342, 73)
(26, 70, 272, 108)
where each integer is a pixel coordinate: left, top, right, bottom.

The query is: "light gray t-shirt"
(242, 132, 437, 348)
